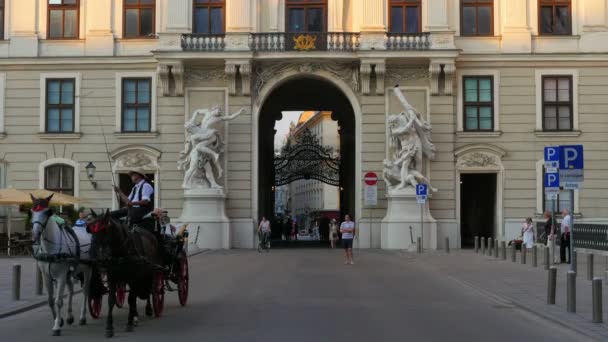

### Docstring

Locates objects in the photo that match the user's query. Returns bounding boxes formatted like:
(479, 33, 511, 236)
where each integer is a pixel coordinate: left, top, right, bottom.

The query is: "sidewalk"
(413, 249, 608, 341)
(0, 257, 47, 319)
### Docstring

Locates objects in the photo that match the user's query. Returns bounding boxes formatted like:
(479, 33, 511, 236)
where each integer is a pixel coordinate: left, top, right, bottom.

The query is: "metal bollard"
(417, 237, 422, 254)
(494, 239, 499, 258)
(445, 237, 450, 254)
(544, 246, 550, 270)
(12, 264, 21, 301)
(487, 237, 493, 256)
(521, 246, 527, 265)
(567, 270, 577, 313)
(511, 243, 516, 263)
(474, 236, 479, 253)
(593, 277, 603, 323)
(34, 264, 43, 296)
(572, 251, 578, 273)
(532, 245, 538, 267)
(501, 241, 507, 260)
(481, 238, 486, 255)
(547, 266, 557, 304)
(587, 254, 594, 281)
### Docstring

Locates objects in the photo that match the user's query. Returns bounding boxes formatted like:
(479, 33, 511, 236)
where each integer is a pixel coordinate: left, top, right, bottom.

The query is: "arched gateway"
(253, 72, 362, 244)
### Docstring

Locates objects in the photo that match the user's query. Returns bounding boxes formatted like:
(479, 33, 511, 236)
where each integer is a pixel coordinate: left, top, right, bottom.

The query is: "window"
(46, 79, 75, 133)
(286, 0, 327, 32)
(44, 164, 74, 196)
(47, 0, 80, 39)
(389, 0, 421, 33)
(539, 0, 572, 35)
(460, 0, 493, 36)
(463, 76, 493, 131)
(0, 0, 5, 39)
(124, 0, 155, 38)
(193, 0, 225, 34)
(122, 78, 151, 132)
(542, 76, 572, 131)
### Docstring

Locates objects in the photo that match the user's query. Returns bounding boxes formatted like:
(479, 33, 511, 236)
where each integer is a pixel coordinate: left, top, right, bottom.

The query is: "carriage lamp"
(85, 162, 97, 189)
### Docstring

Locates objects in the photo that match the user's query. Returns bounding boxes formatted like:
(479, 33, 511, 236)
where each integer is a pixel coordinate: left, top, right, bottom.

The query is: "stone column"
(9, 0, 39, 57)
(85, 0, 114, 56)
(501, 0, 532, 53)
(583, 0, 607, 30)
(329, 0, 345, 32)
(226, 0, 254, 50)
(359, 0, 386, 50)
(158, 0, 191, 51)
(425, 0, 455, 49)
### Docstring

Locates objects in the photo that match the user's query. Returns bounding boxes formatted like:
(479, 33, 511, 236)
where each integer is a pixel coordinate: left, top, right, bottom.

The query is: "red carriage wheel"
(88, 295, 102, 319)
(152, 271, 165, 318)
(177, 251, 189, 306)
(115, 283, 127, 308)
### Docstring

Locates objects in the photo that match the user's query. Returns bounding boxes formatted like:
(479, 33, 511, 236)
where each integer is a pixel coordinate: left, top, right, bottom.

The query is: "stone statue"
(178, 106, 245, 190)
(383, 86, 437, 193)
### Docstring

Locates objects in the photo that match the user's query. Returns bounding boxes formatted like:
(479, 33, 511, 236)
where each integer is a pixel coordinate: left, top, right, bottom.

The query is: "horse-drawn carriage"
(29, 193, 189, 337)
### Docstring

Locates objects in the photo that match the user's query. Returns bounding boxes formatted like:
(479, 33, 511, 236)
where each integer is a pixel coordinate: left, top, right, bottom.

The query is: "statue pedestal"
(178, 188, 230, 249)
(381, 188, 437, 250)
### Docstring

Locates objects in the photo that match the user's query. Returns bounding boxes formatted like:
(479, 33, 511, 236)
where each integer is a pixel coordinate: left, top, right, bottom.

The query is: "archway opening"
(258, 76, 356, 246)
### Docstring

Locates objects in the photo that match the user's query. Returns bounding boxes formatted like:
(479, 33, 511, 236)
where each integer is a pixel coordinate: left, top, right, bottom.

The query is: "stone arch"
(110, 145, 161, 209)
(455, 144, 507, 243)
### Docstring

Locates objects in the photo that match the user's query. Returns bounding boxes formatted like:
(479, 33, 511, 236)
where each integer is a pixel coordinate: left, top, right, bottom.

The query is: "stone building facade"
(1, 0, 607, 249)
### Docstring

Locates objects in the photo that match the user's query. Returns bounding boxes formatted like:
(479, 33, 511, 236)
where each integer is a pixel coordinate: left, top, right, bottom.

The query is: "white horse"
(31, 195, 92, 336)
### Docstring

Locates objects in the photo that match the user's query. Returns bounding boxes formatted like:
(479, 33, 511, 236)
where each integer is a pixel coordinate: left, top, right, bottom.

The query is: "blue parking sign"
(544, 146, 560, 162)
(544, 172, 559, 190)
(416, 184, 428, 196)
(559, 145, 584, 170)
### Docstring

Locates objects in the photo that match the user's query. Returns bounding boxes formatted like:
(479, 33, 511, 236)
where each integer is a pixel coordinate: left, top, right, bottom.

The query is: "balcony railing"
(250, 32, 360, 52)
(181, 34, 225, 51)
(386, 32, 431, 50)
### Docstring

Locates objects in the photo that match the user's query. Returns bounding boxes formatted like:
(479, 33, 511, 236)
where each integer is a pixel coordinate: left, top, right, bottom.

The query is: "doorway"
(118, 173, 156, 208)
(460, 173, 496, 248)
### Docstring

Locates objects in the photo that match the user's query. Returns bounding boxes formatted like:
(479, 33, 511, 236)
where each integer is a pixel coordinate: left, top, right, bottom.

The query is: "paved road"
(0, 250, 596, 341)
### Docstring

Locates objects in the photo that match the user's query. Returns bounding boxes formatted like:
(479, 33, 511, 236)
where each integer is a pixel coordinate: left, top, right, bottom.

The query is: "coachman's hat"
(127, 167, 149, 180)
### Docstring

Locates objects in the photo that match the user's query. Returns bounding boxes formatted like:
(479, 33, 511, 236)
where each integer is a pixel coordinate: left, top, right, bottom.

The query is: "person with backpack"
(111, 167, 154, 224)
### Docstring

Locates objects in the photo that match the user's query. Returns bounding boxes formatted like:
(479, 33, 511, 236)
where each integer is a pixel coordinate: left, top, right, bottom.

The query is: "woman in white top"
(258, 216, 271, 248)
(329, 219, 338, 249)
(340, 214, 356, 265)
(521, 217, 535, 249)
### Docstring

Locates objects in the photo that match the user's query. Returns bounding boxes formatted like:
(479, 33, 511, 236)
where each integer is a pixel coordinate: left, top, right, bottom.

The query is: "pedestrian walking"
(522, 217, 535, 250)
(312, 221, 320, 240)
(329, 219, 338, 249)
(258, 216, 271, 249)
(340, 214, 355, 265)
(560, 209, 572, 264)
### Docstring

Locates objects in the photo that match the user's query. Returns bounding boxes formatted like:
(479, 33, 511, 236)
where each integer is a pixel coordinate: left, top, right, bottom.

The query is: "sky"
(274, 111, 303, 150)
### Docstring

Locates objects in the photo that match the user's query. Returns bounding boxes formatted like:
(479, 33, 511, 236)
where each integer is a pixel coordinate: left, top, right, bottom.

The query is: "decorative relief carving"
(225, 63, 238, 95)
(360, 63, 372, 95)
(253, 62, 360, 104)
(115, 152, 158, 170)
(157, 64, 171, 97)
(386, 67, 430, 86)
(456, 152, 499, 169)
(184, 68, 228, 83)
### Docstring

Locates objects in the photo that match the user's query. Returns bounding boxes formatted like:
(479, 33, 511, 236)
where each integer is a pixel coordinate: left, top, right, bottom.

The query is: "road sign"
(545, 191, 558, 200)
(562, 182, 581, 190)
(364, 184, 378, 206)
(544, 172, 560, 191)
(544, 146, 560, 170)
(559, 145, 584, 170)
(416, 184, 428, 203)
(364, 172, 378, 186)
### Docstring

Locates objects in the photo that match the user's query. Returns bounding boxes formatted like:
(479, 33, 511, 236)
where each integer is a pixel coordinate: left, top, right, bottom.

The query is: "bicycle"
(257, 231, 271, 253)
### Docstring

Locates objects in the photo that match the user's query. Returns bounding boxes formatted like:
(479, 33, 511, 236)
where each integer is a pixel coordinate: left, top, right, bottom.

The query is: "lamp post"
(85, 162, 97, 189)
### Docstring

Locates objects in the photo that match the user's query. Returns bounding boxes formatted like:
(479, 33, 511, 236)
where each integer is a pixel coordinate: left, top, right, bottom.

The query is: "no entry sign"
(364, 172, 378, 186)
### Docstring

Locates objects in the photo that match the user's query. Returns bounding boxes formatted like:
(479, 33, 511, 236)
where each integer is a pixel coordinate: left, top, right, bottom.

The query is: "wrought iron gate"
(274, 128, 340, 187)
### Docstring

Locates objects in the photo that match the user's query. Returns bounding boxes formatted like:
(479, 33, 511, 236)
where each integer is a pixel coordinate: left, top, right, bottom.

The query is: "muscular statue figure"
(383, 86, 437, 193)
(178, 106, 245, 189)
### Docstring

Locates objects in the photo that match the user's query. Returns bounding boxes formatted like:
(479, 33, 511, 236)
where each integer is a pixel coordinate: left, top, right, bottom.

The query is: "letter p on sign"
(559, 145, 584, 170)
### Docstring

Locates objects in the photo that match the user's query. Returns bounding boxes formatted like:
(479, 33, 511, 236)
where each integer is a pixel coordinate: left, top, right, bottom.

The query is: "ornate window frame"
(38, 158, 80, 199)
(455, 144, 506, 244)
(110, 145, 161, 210)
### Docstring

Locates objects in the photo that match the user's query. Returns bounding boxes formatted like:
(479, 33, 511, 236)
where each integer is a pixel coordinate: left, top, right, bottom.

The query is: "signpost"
(544, 145, 584, 271)
(416, 184, 428, 251)
(364, 172, 378, 248)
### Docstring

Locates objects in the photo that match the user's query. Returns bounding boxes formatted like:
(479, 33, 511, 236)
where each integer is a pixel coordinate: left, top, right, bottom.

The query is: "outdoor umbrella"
(0, 188, 31, 256)
(26, 189, 85, 206)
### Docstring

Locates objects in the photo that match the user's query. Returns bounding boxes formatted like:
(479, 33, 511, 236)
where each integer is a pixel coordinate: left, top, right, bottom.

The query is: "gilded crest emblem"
(293, 34, 317, 51)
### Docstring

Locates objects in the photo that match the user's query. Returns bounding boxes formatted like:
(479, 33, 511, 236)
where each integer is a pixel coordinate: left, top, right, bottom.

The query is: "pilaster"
(9, 0, 39, 57)
(360, 58, 386, 95)
(359, 0, 386, 50)
(158, 64, 171, 97)
(375, 62, 386, 95)
(157, 61, 184, 97)
(360, 63, 372, 95)
(240, 62, 252, 96)
(225, 60, 252, 96)
(225, 62, 238, 95)
(85, 0, 113, 56)
(227, 0, 253, 32)
(501, 0, 532, 53)
(429, 59, 455, 96)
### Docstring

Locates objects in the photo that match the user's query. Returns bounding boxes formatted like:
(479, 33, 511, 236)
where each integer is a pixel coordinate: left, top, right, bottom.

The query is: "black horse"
(88, 209, 162, 338)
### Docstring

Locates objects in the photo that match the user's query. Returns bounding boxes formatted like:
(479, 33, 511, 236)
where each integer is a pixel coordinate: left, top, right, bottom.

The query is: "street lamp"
(85, 162, 97, 189)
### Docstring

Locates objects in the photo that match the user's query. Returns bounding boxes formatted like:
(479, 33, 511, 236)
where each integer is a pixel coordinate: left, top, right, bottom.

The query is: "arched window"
(44, 164, 75, 195)
(286, 0, 327, 32)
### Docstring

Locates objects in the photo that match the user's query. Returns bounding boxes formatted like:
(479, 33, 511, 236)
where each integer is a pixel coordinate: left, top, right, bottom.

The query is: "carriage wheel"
(152, 271, 165, 318)
(115, 283, 127, 308)
(177, 252, 189, 306)
(88, 295, 103, 319)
